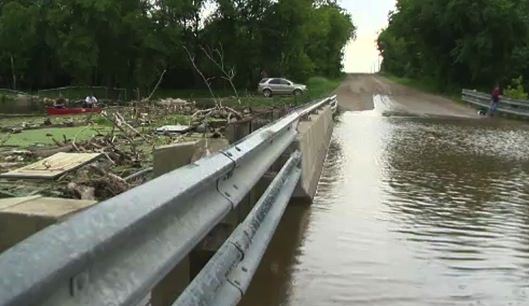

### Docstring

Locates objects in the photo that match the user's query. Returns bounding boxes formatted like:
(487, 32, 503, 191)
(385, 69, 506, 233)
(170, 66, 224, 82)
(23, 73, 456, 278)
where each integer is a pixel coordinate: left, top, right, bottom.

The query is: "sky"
(340, 0, 396, 73)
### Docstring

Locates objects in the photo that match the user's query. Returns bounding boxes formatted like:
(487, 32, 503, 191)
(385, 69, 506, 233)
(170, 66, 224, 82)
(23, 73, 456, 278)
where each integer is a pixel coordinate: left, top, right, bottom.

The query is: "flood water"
(241, 103, 529, 305)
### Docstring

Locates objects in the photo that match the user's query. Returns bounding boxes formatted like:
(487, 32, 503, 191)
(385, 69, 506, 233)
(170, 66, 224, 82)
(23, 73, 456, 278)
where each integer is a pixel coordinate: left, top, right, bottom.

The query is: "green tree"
(0, 1, 38, 89)
(0, 0, 355, 92)
(378, 0, 529, 91)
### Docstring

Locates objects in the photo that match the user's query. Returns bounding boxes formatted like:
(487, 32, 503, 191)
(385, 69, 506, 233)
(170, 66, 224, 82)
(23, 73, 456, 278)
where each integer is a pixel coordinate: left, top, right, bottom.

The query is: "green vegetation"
(227, 76, 342, 108)
(152, 76, 342, 108)
(305, 76, 342, 99)
(378, 0, 529, 93)
(157, 114, 193, 126)
(504, 76, 528, 100)
(1, 126, 110, 147)
(0, 0, 355, 96)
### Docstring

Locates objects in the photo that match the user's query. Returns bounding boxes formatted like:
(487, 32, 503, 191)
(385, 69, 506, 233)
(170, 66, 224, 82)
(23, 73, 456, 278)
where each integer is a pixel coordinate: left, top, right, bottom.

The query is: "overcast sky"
(340, 0, 396, 73)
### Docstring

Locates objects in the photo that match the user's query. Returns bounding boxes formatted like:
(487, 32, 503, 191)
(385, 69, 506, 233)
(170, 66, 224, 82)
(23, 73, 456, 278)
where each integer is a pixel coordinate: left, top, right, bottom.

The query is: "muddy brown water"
(241, 97, 529, 305)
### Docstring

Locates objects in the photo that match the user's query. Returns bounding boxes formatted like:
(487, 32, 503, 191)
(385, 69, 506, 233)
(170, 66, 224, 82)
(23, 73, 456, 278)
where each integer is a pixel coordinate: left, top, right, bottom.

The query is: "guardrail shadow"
(239, 202, 312, 306)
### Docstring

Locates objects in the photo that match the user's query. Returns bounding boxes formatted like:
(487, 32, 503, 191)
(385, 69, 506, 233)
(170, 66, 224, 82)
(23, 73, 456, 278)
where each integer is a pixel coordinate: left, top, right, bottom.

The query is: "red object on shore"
(46, 107, 102, 116)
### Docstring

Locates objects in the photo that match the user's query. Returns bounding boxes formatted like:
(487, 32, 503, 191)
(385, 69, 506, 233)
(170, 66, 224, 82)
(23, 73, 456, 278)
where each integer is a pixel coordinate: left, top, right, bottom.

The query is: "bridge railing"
(0, 95, 337, 306)
(462, 89, 529, 117)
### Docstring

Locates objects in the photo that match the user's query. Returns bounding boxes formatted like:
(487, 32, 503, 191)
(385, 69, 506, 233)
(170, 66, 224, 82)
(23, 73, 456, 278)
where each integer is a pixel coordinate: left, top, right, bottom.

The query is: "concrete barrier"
(292, 105, 334, 201)
(153, 138, 230, 177)
(0, 196, 97, 253)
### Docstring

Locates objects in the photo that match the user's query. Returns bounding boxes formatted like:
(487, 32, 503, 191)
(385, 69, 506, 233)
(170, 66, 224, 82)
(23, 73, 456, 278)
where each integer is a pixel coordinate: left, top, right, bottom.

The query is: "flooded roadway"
(241, 76, 529, 305)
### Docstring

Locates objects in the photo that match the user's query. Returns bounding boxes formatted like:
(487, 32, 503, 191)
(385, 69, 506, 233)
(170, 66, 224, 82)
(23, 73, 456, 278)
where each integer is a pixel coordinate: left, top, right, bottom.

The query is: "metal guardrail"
(0, 88, 32, 96)
(462, 89, 529, 117)
(174, 151, 302, 306)
(0, 95, 337, 306)
(37, 86, 128, 100)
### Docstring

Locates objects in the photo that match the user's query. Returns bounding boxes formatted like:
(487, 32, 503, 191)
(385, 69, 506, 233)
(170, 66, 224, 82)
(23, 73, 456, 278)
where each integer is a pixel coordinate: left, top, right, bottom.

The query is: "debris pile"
(0, 98, 290, 201)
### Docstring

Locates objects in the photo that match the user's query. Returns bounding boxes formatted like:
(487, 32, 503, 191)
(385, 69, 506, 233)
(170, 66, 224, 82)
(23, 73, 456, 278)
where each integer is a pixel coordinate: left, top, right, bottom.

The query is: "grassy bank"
(230, 76, 343, 108)
(0, 76, 342, 119)
(154, 77, 343, 105)
(1, 126, 111, 147)
(305, 76, 342, 99)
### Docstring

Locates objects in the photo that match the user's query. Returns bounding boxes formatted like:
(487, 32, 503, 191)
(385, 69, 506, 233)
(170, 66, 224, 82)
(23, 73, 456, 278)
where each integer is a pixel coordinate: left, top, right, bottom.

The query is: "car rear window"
(259, 78, 269, 84)
(269, 79, 282, 84)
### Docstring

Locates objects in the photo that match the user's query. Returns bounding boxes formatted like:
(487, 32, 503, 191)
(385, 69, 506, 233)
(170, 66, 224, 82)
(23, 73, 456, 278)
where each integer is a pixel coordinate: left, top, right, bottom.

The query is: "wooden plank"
(0, 152, 101, 179)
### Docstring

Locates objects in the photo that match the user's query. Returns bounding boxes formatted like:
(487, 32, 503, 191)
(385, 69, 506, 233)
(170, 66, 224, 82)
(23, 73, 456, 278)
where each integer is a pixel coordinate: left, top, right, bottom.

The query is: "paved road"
(335, 74, 478, 118)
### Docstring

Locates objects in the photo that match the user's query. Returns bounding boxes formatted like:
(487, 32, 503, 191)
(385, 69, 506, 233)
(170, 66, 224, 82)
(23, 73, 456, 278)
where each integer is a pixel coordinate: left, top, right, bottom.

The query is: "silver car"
(258, 78, 307, 97)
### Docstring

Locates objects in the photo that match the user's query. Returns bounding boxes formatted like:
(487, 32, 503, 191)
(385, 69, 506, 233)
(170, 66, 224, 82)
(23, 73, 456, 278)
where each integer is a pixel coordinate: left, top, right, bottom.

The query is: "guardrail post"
(225, 119, 252, 144)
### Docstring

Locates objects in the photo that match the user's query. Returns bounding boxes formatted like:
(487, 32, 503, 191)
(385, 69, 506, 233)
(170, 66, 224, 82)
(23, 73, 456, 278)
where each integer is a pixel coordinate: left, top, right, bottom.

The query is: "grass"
(156, 114, 193, 126)
(1, 126, 110, 147)
(0, 77, 342, 104)
(189, 76, 344, 108)
(153, 89, 255, 100)
(305, 76, 343, 99)
(0, 114, 102, 128)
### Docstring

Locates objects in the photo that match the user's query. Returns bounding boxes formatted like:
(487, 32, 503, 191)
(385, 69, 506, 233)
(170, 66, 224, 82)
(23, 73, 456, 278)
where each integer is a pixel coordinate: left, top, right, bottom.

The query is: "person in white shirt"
(84, 95, 98, 108)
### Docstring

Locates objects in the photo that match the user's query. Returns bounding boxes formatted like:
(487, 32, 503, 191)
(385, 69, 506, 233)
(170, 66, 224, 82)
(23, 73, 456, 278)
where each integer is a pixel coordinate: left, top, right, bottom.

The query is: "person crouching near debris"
(84, 95, 98, 108)
(489, 84, 502, 116)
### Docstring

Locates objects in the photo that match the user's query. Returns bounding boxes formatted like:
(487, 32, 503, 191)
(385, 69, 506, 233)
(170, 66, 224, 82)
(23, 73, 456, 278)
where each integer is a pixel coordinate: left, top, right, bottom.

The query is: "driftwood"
(143, 69, 167, 102)
(124, 167, 153, 182)
(32, 144, 74, 158)
(89, 164, 129, 190)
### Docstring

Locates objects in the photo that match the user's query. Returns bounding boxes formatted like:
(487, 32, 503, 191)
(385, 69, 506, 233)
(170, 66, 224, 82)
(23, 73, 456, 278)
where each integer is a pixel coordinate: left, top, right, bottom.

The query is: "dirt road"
(335, 74, 478, 118)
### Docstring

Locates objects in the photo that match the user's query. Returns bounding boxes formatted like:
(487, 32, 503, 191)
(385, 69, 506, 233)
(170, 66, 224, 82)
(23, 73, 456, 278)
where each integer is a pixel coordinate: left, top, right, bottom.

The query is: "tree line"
(0, 0, 355, 94)
(377, 0, 529, 92)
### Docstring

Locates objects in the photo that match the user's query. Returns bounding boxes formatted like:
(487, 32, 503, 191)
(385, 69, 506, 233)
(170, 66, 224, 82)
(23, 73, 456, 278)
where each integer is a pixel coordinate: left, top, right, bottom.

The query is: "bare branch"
(183, 46, 222, 108)
(200, 45, 241, 105)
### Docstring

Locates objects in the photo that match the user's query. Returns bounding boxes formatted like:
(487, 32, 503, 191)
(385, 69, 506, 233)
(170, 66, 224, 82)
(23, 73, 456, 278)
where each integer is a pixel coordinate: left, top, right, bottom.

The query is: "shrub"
(504, 76, 528, 100)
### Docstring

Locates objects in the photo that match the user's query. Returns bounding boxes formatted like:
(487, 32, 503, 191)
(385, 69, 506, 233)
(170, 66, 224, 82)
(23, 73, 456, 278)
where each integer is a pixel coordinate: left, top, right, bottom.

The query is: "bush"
(305, 76, 342, 99)
(504, 76, 528, 100)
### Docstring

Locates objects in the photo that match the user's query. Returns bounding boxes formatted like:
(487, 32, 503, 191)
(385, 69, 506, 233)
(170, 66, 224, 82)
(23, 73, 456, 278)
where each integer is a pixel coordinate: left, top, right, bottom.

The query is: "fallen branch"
(71, 126, 92, 152)
(114, 112, 151, 143)
(124, 167, 153, 182)
(32, 145, 74, 158)
(88, 164, 130, 193)
(143, 69, 167, 102)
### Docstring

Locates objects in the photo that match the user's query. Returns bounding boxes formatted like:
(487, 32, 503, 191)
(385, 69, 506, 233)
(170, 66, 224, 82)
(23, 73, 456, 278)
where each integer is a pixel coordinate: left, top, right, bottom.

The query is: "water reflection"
(243, 111, 529, 305)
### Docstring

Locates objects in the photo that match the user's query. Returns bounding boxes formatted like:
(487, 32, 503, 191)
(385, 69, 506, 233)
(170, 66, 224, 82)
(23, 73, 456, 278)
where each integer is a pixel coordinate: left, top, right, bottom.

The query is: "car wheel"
(263, 89, 272, 98)
(293, 89, 302, 96)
